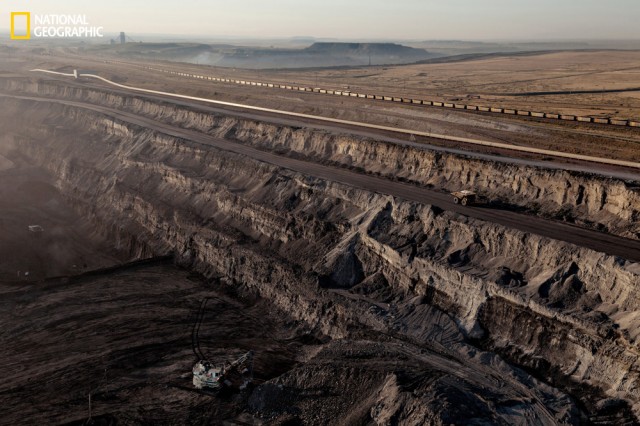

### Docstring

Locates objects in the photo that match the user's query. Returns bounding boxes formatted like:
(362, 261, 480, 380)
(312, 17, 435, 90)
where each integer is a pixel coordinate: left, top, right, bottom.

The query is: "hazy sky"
(2, 0, 639, 40)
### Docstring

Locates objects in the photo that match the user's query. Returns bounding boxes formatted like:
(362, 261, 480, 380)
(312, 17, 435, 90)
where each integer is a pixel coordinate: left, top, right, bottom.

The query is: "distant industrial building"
(110, 32, 127, 45)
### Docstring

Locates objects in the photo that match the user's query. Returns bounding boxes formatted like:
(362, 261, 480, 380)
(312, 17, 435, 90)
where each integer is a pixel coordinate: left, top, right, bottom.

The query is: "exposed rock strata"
(1, 91, 639, 422)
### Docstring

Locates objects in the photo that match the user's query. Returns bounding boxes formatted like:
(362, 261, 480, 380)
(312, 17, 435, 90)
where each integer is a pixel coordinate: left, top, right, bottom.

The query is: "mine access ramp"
(451, 190, 477, 206)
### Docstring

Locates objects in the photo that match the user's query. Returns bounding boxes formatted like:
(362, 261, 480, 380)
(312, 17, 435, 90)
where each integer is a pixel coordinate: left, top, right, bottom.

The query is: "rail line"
(29, 69, 640, 170)
(102, 59, 640, 128)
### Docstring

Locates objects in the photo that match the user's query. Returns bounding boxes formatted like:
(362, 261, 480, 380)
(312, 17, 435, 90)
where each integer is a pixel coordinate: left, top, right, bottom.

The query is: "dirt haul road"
(3, 92, 640, 263)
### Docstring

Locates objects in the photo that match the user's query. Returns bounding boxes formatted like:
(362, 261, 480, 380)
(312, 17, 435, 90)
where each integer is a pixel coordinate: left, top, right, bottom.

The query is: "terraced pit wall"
(2, 78, 638, 240)
(1, 87, 640, 419)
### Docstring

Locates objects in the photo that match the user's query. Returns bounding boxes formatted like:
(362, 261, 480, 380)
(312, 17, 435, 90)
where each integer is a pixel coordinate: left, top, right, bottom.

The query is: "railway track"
(28, 69, 640, 170)
(97, 60, 640, 127)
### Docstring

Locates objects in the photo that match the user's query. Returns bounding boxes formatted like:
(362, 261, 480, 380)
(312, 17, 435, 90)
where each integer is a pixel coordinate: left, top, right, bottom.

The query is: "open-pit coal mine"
(1, 74, 640, 426)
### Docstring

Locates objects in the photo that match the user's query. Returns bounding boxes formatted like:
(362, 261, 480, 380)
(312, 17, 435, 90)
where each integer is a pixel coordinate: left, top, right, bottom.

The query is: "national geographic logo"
(10, 12, 30, 40)
(10, 12, 104, 39)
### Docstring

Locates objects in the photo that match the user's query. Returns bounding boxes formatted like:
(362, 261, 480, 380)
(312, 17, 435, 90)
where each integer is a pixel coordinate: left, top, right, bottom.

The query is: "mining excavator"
(192, 351, 254, 390)
(190, 298, 254, 391)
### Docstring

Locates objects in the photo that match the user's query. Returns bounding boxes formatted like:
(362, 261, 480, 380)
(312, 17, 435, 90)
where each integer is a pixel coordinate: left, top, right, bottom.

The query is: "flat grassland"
(258, 50, 640, 120)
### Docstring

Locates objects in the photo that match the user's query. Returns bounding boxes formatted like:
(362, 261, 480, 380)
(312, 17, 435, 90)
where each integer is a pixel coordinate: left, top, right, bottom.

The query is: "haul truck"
(451, 190, 476, 206)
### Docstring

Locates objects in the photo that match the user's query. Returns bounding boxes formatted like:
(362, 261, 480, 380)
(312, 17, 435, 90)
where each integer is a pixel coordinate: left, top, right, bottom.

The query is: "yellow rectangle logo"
(11, 12, 31, 40)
